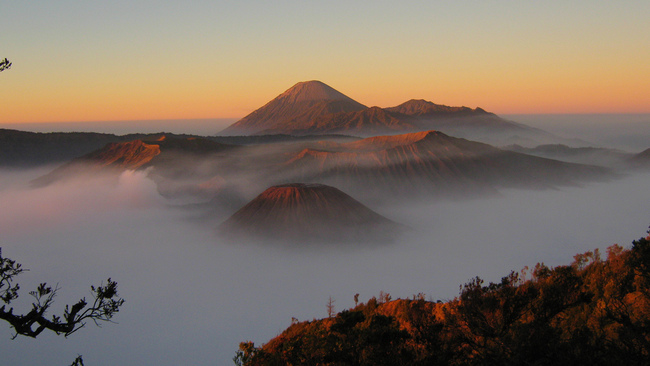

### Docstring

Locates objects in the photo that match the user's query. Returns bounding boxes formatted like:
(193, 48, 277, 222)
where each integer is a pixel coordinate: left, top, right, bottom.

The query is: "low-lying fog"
(505, 114, 650, 152)
(2, 165, 649, 365)
(2, 114, 650, 365)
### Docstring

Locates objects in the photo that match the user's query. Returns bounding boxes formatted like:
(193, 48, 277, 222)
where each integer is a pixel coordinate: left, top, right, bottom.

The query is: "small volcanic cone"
(219, 183, 405, 244)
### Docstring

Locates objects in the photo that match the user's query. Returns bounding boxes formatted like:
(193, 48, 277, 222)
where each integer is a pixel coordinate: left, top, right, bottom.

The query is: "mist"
(1, 165, 649, 365)
(505, 114, 650, 152)
(2, 114, 650, 365)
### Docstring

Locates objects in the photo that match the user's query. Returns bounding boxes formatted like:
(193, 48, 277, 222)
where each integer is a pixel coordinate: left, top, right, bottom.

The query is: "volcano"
(219, 80, 367, 136)
(218, 183, 405, 244)
(218, 81, 566, 146)
(274, 130, 611, 202)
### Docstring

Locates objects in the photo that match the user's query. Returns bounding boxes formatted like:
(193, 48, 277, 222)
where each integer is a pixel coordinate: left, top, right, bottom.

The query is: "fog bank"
(505, 114, 650, 152)
(2, 166, 649, 365)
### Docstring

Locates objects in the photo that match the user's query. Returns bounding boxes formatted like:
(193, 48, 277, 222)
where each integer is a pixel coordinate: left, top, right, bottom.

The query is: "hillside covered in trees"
(235, 229, 650, 365)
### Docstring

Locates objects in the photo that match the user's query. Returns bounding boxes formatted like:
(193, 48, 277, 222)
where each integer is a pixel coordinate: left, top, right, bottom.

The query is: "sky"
(1, 1, 649, 124)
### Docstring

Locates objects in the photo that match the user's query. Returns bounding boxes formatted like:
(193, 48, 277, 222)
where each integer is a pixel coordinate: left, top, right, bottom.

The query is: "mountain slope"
(32, 135, 235, 187)
(0, 129, 143, 167)
(385, 99, 565, 146)
(219, 81, 367, 135)
(79, 140, 161, 169)
(218, 81, 568, 146)
(386, 98, 490, 117)
(275, 130, 610, 201)
(628, 147, 650, 169)
(503, 144, 633, 168)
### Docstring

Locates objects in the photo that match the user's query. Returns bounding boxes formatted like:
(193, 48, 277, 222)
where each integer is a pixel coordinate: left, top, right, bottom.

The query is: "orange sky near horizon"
(1, 1, 649, 124)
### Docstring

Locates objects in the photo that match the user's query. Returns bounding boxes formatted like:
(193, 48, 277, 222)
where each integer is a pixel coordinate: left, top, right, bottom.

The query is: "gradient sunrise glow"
(1, 1, 649, 124)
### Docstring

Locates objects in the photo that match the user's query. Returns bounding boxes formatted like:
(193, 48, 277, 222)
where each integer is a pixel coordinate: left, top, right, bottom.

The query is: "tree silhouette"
(0, 248, 125, 339)
(327, 296, 336, 318)
(0, 58, 11, 72)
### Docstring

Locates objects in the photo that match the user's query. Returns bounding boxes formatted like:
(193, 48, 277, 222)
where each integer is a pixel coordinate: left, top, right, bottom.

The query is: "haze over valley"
(2, 80, 650, 365)
(4, 1, 650, 362)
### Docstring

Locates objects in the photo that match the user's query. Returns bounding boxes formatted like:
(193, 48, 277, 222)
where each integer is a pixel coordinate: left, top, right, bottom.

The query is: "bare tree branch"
(0, 58, 11, 72)
(0, 248, 125, 339)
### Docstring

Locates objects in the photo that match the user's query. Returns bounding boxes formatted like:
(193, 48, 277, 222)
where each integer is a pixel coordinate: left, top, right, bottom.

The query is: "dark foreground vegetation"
(235, 229, 650, 365)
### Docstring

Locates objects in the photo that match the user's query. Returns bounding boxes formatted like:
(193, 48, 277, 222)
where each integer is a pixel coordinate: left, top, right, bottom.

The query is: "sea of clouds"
(1, 115, 650, 365)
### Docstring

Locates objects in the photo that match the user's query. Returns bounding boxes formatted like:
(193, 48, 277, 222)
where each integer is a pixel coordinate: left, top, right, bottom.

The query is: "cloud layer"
(2, 163, 649, 365)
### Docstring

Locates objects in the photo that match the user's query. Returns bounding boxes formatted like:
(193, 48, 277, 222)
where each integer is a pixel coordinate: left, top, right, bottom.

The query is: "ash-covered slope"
(277, 131, 611, 201)
(79, 139, 161, 169)
(266, 106, 417, 136)
(218, 183, 405, 244)
(219, 81, 367, 136)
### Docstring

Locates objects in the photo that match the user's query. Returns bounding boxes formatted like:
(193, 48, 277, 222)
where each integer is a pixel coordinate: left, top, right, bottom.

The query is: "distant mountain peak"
(218, 81, 367, 136)
(218, 82, 551, 145)
(387, 99, 481, 116)
(278, 80, 354, 103)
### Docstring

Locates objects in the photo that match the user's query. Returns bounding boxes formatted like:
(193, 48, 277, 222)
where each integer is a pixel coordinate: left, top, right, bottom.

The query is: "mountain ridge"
(275, 130, 611, 202)
(385, 98, 490, 117)
(218, 81, 566, 146)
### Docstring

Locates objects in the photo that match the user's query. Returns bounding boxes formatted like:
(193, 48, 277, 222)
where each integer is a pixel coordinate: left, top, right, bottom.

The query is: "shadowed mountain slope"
(0, 128, 230, 168)
(0, 128, 146, 167)
(219, 183, 405, 244)
(32, 135, 235, 187)
(628, 147, 650, 169)
(30, 129, 613, 206)
(503, 144, 633, 168)
(260, 106, 418, 136)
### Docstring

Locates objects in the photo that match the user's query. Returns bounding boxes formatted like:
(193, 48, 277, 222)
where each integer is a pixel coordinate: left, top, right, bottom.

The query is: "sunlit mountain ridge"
(218, 81, 575, 147)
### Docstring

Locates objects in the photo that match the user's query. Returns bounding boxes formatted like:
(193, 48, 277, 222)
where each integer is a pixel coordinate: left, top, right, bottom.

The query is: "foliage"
(0, 248, 125, 339)
(70, 355, 84, 366)
(233, 341, 259, 366)
(0, 58, 11, 72)
(236, 227, 650, 365)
